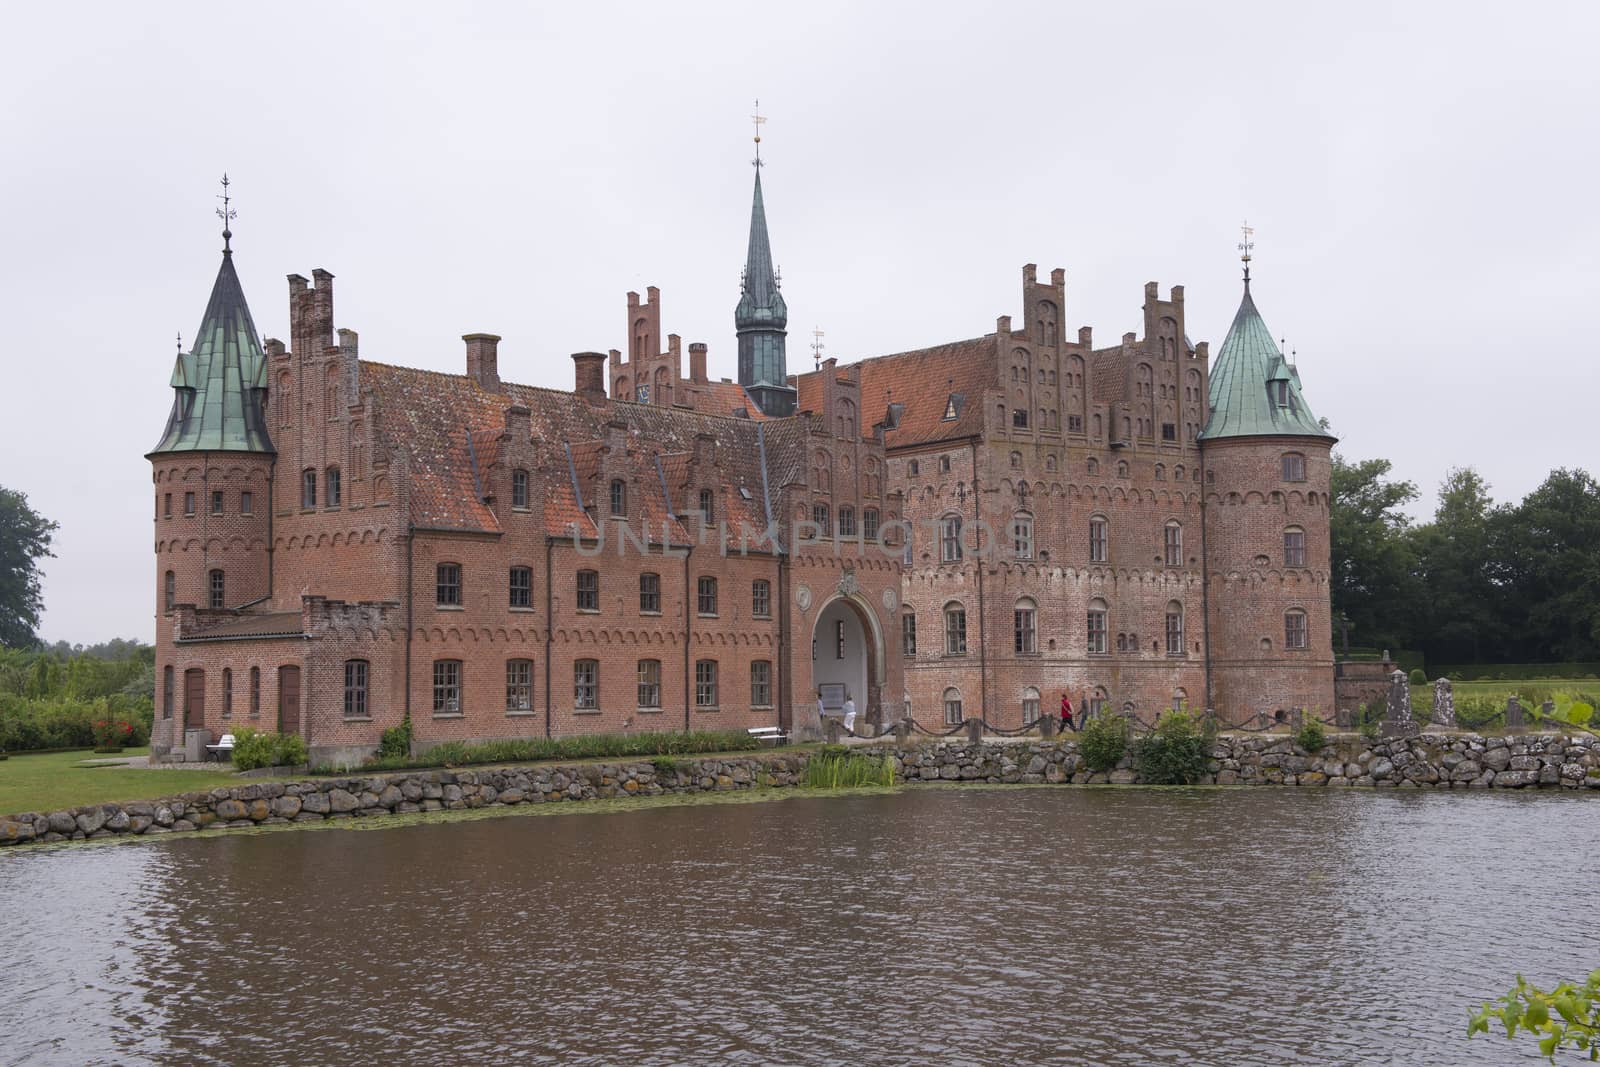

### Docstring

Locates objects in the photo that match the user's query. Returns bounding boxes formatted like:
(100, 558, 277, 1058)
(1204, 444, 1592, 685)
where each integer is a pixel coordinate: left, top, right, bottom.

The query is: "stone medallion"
(795, 584, 812, 612)
(881, 587, 898, 612)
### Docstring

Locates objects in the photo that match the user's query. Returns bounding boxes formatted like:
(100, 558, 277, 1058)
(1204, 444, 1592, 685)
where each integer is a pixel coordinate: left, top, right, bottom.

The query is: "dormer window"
(609, 479, 626, 517)
(1273, 380, 1290, 406)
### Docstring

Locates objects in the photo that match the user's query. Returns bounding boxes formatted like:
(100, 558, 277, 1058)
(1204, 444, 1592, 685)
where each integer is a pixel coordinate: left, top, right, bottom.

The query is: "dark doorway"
(184, 669, 206, 732)
(278, 665, 301, 735)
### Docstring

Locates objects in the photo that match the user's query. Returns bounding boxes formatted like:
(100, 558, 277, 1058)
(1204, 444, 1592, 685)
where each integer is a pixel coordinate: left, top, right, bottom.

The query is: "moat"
(2, 786, 1595, 1065)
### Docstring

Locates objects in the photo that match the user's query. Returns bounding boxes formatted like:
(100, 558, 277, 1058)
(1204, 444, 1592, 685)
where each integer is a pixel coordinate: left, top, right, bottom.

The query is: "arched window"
(301, 468, 316, 508)
(1022, 686, 1041, 723)
(940, 514, 963, 562)
(943, 687, 964, 725)
(1165, 600, 1184, 655)
(1284, 526, 1307, 568)
(1036, 300, 1058, 347)
(613, 374, 629, 400)
(1010, 451, 1022, 470)
(1164, 521, 1183, 567)
(1087, 598, 1109, 654)
(1154, 463, 1165, 481)
(1011, 513, 1033, 559)
(837, 398, 857, 440)
(609, 479, 626, 517)
(275, 371, 292, 429)
(1014, 598, 1037, 654)
(208, 568, 224, 609)
(1086, 457, 1099, 476)
(943, 602, 968, 655)
(1045, 454, 1057, 472)
(939, 455, 951, 474)
(1089, 515, 1108, 563)
(1174, 464, 1185, 482)
(1173, 687, 1189, 711)
(163, 570, 175, 613)
(901, 610, 917, 656)
(908, 459, 920, 477)
(1088, 686, 1109, 716)
(1116, 460, 1129, 479)
(1285, 610, 1309, 649)
(1092, 414, 1103, 438)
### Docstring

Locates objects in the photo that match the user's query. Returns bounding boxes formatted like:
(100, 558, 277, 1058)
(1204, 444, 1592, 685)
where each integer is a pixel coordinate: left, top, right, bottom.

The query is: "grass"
(0, 748, 242, 816)
(315, 729, 767, 774)
(801, 747, 895, 789)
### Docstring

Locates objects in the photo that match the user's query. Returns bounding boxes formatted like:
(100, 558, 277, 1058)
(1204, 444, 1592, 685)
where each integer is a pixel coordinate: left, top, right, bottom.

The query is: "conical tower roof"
(149, 249, 274, 455)
(735, 170, 787, 328)
(1200, 282, 1333, 443)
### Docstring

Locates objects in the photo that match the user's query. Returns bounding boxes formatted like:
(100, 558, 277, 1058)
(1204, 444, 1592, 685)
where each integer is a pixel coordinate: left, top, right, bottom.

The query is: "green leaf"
(1527, 999, 1550, 1028)
(1541, 1032, 1560, 1057)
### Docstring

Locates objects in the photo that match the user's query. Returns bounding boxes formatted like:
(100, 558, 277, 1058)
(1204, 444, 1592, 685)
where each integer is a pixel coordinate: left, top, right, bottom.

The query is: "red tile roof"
(793, 336, 995, 450)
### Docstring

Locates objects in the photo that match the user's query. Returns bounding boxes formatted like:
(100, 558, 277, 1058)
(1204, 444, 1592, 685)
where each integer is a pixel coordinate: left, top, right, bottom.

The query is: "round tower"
(1200, 276, 1336, 724)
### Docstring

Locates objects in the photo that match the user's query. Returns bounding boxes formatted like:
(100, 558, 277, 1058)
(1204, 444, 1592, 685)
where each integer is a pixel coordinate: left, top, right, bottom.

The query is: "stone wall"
(3, 732, 1597, 849)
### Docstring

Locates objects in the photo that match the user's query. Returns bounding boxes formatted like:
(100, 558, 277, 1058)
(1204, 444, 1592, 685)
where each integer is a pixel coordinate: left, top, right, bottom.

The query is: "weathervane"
(751, 99, 766, 168)
(176, 331, 183, 353)
(1238, 219, 1254, 285)
(811, 326, 825, 370)
(217, 173, 237, 253)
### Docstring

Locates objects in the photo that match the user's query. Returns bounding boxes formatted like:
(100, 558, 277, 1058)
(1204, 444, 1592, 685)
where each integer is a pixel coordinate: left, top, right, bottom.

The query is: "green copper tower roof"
(1200, 281, 1333, 443)
(149, 247, 275, 456)
(735, 166, 796, 416)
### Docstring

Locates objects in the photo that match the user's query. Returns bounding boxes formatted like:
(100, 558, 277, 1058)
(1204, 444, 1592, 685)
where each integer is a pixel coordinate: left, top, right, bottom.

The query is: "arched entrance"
(807, 593, 885, 737)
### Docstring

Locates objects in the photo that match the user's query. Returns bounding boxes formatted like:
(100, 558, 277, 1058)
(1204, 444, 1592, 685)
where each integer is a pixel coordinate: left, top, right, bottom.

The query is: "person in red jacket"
(1059, 693, 1076, 732)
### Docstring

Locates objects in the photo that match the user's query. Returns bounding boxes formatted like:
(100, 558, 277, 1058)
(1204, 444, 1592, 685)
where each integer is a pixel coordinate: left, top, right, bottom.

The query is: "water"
(1, 786, 1596, 1066)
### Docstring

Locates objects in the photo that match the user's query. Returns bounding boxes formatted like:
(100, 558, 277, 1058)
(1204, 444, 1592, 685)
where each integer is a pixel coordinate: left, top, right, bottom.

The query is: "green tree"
(1330, 455, 1422, 653)
(1470, 970, 1599, 1061)
(1496, 469, 1600, 662)
(0, 488, 58, 649)
(1412, 467, 1508, 664)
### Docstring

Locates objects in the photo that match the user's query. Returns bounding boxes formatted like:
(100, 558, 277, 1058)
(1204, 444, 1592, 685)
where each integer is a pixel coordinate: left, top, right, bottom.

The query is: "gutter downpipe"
(970, 437, 989, 722)
(683, 544, 694, 731)
(404, 524, 414, 731)
(544, 535, 554, 739)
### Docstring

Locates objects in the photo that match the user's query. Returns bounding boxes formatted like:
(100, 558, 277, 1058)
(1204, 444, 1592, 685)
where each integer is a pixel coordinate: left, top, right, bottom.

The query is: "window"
(639, 572, 661, 614)
(751, 660, 772, 707)
(751, 579, 771, 618)
(1273, 380, 1290, 406)
(1285, 610, 1309, 650)
(902, 611, 917, 656)
(943, 687, 963, 725)
(637, 659, 661, 707)
(695, 660, 718, 707)
(249, 666, 260, 716)
(208, 568, 224, 609)
(837, 506, 856, 538)
(609, 479, 626, 517)
(812, 503, 830, 534)
(509, 566, 532, 608)
(1165, 601, 1184, 656)
(432, 660, 462, 714)
(697, 576, 718, 616)
(576, 569, 599, 612)
(1087, 599, 1109, 654)
(1155, 464, 1166, 482)
(574, 659, 598, 709)
(512, 469, 529, 508)
(836, 619, 846, 659)
(1014, 599, 1037, 654)
(909, 459, 920, 477)
(1012, 514, 1033, 559)
(1089, 515, 1108, 563)
(211, 490, 224, 516)
(1068, 414, 1084, 434)
(1012, 409, 1028, 429)
(1282, 453, 1307, 482)
(863, 508, 879, 541)
(940, 515, 963, 562)
(1162, 422, 1176, 441)
(300, 470, 316, 508)
(163, 570, 175, 612)
(222, 668, 233, 718)
(240, 490, 253, 515)
(506, 659, 533, 712)
(344, 659, 369, 717)
(939, 455, 951, 473)
(436, 563, 462, 607)
(163, 493, 172, 518)
(1022, 686, 1041, 723)
(944, 603, 967, 654)
(1010, 451, 1022, 470)
(1086, 457, 1099, 476)
(1284, 527, 1307, 568)
(1116, 461, 1129, 479)
(184, 491, 196, 516)
(699, 489, 714, 524)
(162, 665, 173, 718)
(1164, 521, 1183, 567)
(326, 467, 341, 507)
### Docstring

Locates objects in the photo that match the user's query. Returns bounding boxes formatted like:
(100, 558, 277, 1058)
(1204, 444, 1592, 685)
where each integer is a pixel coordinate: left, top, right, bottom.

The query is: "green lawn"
(0, 749, 243, 816)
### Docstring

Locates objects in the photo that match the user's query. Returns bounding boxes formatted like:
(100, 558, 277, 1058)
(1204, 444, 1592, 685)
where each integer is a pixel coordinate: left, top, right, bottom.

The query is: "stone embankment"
(2, 733, 1596, 849)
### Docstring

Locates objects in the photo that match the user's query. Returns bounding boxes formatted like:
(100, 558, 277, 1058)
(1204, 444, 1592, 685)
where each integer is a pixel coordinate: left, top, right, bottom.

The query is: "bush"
(1132, 709, 1212, 785)
(0, 694, 150, 752)
(1408, 668, 1427, 686)
(1294, 718, 1327, 753)
(231, 728, 308, 771)
(1078, 714, 1129, 772)
(377, 715, 413, 760)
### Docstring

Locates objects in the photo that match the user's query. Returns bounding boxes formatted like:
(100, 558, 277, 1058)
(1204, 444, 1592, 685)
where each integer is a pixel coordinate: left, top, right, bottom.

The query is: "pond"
(1, 786, 1595, 1065)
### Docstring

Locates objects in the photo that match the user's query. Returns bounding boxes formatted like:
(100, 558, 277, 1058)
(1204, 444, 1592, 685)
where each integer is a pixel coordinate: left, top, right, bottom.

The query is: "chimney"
(689, 342, 707, 384)
(503, 403, 530, 442)
(572, 351, 607, 402)
(463, 333, 502, 391)
(337, 328, 359, 359)
(310, 269, 335, 351)
(1022, 263, 1038, 286)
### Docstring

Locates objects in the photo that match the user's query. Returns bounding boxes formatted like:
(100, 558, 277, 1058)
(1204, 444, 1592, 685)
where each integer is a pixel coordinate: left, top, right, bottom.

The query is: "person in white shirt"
(815, 692, 827, 732)
(842, 695, 857, 734)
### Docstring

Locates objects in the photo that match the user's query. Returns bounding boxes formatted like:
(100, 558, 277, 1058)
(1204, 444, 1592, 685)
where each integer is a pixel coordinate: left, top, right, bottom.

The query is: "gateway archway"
(808, 593, 885, 736)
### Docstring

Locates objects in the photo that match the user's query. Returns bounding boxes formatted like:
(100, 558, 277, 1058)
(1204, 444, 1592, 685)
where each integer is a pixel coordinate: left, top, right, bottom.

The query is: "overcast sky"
(3, 1, 1596, 645)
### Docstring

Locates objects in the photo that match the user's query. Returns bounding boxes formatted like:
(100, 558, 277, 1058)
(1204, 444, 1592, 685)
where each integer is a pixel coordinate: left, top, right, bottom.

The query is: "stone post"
(825, 718, 843, 744)
(894, 719, 911, 745)
(1382, 669, 1420, 738)
(1203, 708, 1219, 733)
(1335, 707, 1354, 729)
(965, 718, 984, 745)
(1432, 678, 1455, 727)
(1505, 696, 1524, 732)
(1288, 708, 1304, 730)
(1039, 714, 1058, 739)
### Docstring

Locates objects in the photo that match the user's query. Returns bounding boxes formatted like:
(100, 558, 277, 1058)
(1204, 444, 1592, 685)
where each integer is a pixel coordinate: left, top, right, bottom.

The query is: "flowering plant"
(92, 719, 135, 749)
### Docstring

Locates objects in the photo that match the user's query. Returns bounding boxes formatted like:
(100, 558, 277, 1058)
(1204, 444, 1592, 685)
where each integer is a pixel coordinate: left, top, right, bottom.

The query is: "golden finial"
(1238, 219, 1254, 286)
(217, 173, 237, 253)
(811, 326, 825, 370)
(751, 99, 766, 168)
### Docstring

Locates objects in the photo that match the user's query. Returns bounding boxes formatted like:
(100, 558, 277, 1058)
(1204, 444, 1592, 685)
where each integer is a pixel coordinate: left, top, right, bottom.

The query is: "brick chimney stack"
(463, 333, 502, 391)
(689, 342, 707, 384)
(572, 352, 607, 402)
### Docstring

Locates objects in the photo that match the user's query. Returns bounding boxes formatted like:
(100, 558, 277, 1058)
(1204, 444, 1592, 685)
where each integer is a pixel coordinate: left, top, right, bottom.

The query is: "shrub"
(802, 750, 894, 789)
(336, 728, 765, 774)
(231, 728, 308, 771)
(1132, 709, 1212, 785)
(1078, 714, 1129, 772)
(1295, 718, 1328, 753)
(377, 715, 413, 760)
(92, 718, 136, 749)
(1408, 668, 1427, 686)
(1455, 696, 1504, 730)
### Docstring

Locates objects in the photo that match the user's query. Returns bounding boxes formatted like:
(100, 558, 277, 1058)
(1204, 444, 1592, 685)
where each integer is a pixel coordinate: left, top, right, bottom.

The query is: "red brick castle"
(149, 168, 1335, 764)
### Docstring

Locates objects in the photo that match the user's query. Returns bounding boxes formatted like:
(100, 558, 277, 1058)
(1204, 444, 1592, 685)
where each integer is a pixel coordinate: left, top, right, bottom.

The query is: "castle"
(149, 162, 1335, 765)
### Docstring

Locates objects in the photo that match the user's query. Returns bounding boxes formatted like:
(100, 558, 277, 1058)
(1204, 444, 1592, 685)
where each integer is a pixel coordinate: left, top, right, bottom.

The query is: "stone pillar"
(1039, 714, 1058, 739)
(1432, 678, 1456, 727)
(1383, 669, 1419, 738)
(1203, 708, 1219, 733)
(1288, 708, 1304, 730)
(824, 719, 843, 744)
(1335, 707, 1354, 729)
(894, 719, 911, 744)
(1505, 696, 1524, 731)
(965, 718, 983, 745)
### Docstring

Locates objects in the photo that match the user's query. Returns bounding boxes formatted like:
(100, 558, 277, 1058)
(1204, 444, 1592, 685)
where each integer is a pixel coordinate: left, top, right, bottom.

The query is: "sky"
(2, 1, 1596, 645)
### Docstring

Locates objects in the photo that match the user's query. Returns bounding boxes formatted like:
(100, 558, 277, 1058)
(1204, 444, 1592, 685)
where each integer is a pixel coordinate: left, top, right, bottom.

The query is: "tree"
(0, 487, 57, 650)
(1329, 455, 1422, 653)
(1470, 970, 1600, 1061)
(1411, 467, 1508, 664)
(1496, 469, 1600, 662)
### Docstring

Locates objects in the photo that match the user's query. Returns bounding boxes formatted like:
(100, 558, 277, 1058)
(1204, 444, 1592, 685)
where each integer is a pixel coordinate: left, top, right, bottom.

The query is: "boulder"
(328, 789, 360, 813)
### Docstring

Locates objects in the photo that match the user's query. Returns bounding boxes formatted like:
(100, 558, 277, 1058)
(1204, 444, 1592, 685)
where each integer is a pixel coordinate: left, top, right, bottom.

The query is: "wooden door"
(278, 665, 301, 735)
(184, 669, 206, 732)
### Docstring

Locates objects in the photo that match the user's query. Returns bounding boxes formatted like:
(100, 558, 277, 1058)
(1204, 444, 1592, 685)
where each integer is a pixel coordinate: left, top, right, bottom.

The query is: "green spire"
(1200, 281, 1333, 443)
(149, 247, 275, 455)
(735, 163, 795, 416)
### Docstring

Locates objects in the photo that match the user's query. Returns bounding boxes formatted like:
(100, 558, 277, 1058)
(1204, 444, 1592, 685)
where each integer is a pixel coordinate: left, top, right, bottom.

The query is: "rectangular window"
(574, 659, 598, 709)
(697, 576, 718, 616)
(1012, 409, 1028, 428)
(184, 491, 196, 516)
(1282, 453, 1307, 482)
(506, 659, 533, 712)
(301, 470, 316, 508)
(751, 579, 771, 618)
(1012, 517, 1033, 559)
(432, 660, 461, 715)
(240, 490, 253, 515)
(1022, 693, 1040, 722)
(1088, 610, 1108, 654)
(1161, 422, 1176, 441)
(639, 572, 660, 614)
(1089, 518, 1108, 563)
(1286, 612, 1309, 650)
(837, 508, 856, 537)
(222, 668, 233, 718)
(509, 566, 532, 609)
(863, 509, 879, 541)
(694, 660, 718, 707)
(249, 666, 260, 717)
(1164, 524, 1182, 567)
(209, 569, 225, 609)
(211, 490, 224, 515)
(164, 493, 172, 518)
(327, 468, 341, 507)
(1284, 529, 1307, 568)
(436, 563, 462, 606)
(637, 659, 661, 708)
(836, 619, 846, 659)
(512, 470, 529, 509)
(811, 504, 830, 536)
(902, 614, 917, 657)
(1068, 414, 1084, 434)
(576, 570, 599, 612)
(1166, 611, 1184, 655)
(1014, 606, 1036, 654)
(699, 489, 714, 524)
(750, 660, 771, 707)
(344, 659, 369, 717)
(945, 608, 967, 655)
(941, 517, 963, 562)
(944, 693, 963, 725)
(609, 480, 626, 517)
(162, 665, 173, 718)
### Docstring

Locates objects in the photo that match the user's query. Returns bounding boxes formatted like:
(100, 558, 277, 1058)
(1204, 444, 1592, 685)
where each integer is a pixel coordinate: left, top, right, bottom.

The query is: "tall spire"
(734, 102, 795, 417)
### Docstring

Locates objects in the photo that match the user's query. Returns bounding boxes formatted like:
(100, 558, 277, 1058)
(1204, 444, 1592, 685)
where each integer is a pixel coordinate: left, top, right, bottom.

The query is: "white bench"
(747, 726, 788, 744)
(204, 733, 236, 762)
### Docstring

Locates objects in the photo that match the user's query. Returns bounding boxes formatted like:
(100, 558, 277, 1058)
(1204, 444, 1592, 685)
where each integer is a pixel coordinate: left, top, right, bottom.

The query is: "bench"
(747, 726, 789, 745)
(204, 733, 236, 762)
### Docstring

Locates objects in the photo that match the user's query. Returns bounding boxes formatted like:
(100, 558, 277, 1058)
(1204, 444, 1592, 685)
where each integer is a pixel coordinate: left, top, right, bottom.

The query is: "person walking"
(816, 691, 827, 731)
(1059, 692, 1075, 732)
(842, 694, 857, 734)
